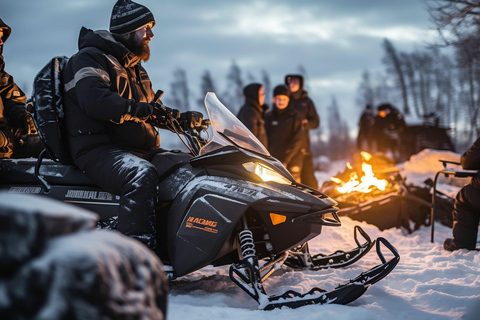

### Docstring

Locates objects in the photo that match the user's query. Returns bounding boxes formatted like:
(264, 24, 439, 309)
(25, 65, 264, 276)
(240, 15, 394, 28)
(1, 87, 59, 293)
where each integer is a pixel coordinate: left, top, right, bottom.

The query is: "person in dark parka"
(265, 85, 303, 181)
(444, 137, 480, 251)
(63, 0, 163, 251)
(0, 18, 42, 159)
(237, 83, 268, 147)
(373, 103, 405, 162)
(285, 74, 319, 189)
(357, 104, 375, 152)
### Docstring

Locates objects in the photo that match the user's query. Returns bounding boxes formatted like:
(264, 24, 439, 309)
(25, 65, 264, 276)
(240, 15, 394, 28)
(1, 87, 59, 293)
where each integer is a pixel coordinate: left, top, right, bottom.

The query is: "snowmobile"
(0, 89, 399, 310)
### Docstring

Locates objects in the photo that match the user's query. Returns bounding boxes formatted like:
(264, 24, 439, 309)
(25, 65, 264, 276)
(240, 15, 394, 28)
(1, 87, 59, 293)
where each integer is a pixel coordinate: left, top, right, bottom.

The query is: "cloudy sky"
(2, 0, 438, 130)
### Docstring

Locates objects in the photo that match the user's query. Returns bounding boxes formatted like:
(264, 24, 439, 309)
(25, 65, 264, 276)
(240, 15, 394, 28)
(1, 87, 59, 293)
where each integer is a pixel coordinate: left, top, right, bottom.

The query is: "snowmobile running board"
(229, 237, 400, 310)
(284, 225, 375, 270)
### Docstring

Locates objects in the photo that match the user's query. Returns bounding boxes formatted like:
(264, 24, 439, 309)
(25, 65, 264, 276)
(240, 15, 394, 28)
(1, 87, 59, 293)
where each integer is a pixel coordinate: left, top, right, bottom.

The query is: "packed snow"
(166, 150, 480, 320)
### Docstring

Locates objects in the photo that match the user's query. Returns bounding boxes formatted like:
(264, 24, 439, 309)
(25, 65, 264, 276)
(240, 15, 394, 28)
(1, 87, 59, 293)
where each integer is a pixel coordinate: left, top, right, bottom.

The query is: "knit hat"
(109, 0, 155, 35)
(273, 85, 289, 97)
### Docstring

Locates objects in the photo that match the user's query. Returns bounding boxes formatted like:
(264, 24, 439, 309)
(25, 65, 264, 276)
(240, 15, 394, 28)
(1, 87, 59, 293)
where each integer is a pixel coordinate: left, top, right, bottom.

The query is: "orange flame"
(330, 152, 388, 194)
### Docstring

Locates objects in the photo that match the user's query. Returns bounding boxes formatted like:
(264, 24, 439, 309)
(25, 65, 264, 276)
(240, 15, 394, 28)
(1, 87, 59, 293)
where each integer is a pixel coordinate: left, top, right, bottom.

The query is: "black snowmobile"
(0, 61, 399, 309)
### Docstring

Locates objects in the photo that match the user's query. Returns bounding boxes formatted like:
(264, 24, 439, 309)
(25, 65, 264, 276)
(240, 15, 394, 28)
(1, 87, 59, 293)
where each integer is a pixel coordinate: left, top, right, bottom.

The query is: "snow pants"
(75, 146, 159, 250)
(452, 184, 480, 250)
(291, 149, 318, 189)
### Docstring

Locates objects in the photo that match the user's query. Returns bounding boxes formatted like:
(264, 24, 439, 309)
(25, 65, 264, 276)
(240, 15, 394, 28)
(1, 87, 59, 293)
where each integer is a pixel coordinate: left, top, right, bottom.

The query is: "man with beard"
(63, 0, 170, 251)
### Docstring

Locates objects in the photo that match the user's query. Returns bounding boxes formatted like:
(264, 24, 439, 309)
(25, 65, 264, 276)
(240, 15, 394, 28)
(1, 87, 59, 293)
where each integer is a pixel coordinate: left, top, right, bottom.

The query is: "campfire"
(327, 152, 398, 204)
(330, 152, 388, 194)
(323, 152, 408, 231)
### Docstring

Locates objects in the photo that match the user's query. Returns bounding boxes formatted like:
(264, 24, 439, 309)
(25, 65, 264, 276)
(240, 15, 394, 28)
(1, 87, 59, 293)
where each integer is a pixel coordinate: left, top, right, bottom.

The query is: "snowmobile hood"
(0, 18, 12, 57)
(77, 27, 141, 68)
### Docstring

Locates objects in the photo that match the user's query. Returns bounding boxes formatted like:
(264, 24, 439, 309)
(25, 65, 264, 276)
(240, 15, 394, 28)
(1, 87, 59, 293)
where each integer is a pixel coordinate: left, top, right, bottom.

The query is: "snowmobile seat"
(430, 159, 478, 243)
(150, 150, 193, 181)
(0, 158, 94, 186)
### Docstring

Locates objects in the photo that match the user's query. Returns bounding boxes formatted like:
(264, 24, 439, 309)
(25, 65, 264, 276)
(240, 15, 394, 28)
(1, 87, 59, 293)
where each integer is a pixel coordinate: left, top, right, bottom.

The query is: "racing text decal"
(185, 216, 219, 234)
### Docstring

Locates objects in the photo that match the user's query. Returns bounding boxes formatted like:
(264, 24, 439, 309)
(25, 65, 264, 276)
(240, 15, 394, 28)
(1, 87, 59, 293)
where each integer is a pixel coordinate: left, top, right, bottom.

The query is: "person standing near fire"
(357, 104, 375, 153)
(265, 84, 303, 181)
(444, 137, 480, 251)
(373, 103, 405, 161)
(285, 74, 319, 189)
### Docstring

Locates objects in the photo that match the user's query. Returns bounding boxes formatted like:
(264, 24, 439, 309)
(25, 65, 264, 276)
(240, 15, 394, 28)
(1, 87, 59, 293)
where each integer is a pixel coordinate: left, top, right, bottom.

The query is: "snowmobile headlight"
(242, 162, 291, 185)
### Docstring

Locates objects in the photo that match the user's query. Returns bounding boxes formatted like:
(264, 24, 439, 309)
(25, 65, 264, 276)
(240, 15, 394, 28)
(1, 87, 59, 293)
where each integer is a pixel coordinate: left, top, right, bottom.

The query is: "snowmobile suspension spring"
(239, 229, 256, 259)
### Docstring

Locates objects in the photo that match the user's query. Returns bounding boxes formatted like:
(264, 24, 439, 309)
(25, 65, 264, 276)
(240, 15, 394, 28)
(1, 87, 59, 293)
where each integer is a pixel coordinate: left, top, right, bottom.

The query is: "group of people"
(0, 0, 478, 253)
(237, 75, 319, 189)
(356, 103, 406, 161)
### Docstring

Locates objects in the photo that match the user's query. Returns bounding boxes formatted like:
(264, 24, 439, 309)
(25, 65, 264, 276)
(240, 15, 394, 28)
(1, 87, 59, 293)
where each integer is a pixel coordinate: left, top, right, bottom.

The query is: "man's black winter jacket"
(461, 137, 480, 190)
(265, 105, 303, 165)
(63, 27, 158, 163)
(284, 75, 319, 152)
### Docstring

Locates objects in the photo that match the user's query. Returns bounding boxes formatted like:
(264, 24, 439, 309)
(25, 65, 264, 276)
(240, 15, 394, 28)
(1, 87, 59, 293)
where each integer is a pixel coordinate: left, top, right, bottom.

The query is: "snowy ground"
(167, 150, 480, 320)
(167, 218, 480, 320)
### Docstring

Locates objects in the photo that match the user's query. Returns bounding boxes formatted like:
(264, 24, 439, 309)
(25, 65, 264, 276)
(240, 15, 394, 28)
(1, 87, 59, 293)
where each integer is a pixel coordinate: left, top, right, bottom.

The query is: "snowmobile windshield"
(200, 92, 270, 157)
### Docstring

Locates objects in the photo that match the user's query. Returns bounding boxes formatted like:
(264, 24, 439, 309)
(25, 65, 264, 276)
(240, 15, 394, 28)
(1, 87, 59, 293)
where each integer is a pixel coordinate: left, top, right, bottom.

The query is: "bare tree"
(261, 69, 272, 107)
(356, 70, 375, 109)
(298, 64, 310, 92)
(427, 0, 480, 46)
(167, 67, 190, 110)
(197, 70, 216, 109)
(382, 39, 410, 115)
(327, 95, 351, 160)
(221, 61, 244, 114)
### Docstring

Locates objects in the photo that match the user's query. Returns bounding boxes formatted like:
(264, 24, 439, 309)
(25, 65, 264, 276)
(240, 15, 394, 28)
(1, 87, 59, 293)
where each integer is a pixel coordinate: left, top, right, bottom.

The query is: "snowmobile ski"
(230, 236, 399, 310)
(284, 225, 375, 270)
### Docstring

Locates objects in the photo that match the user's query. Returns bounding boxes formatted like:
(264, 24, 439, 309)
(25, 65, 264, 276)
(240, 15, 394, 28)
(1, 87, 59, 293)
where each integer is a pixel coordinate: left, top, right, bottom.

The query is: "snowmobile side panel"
(1, 184, 119, 219)
(166, 175, 340, 276)
(170, 193, 249, 276)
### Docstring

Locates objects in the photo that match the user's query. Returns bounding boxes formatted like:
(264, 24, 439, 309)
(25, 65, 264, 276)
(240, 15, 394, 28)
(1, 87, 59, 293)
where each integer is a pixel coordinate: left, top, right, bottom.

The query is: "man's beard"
(124, 34, 151, 62)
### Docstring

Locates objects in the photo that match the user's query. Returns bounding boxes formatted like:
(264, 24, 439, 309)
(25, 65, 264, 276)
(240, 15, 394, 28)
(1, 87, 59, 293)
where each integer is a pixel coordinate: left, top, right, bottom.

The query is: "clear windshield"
(199, 92, 270, 157)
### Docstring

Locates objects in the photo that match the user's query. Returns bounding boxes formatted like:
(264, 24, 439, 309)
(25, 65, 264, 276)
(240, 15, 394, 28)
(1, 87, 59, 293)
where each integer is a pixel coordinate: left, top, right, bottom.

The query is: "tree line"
(357, 0, 480, 153)
(164, 0, 480, 161)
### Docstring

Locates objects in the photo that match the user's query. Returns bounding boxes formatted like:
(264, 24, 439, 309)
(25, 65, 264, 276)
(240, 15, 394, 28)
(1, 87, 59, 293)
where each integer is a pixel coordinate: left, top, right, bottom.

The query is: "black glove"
(151, 102, 180, 119)
(9, 107, 29, 135)
(125, 101, 154, 121)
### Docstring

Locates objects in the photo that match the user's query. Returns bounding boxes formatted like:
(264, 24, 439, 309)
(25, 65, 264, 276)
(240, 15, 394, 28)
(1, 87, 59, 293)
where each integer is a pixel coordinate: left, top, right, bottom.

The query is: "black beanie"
(273, 85, 289, 97)
(109, 0, 155, 35)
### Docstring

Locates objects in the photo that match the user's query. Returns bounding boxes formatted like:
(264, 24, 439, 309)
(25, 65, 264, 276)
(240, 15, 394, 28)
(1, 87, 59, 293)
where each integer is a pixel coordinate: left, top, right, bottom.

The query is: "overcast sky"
(2, 0, 438, 131)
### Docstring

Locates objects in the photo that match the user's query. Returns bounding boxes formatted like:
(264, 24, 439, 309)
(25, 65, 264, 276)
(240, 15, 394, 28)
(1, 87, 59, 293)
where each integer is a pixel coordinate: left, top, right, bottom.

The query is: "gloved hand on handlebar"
(151, 101, 181, 120)
(124, 101, 154, 121)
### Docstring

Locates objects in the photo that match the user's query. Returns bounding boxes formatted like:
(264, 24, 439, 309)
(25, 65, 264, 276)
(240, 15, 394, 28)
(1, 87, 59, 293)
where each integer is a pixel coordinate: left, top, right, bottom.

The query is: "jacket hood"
(285, 74, 309, 100)
(243, 83, 263, 102)
(77, 27, 141, 67)
(0, 18, 12, 56)
(243, 83, 263, 109)
(285, 74, 304, 91)
(0, 18, 11, 44)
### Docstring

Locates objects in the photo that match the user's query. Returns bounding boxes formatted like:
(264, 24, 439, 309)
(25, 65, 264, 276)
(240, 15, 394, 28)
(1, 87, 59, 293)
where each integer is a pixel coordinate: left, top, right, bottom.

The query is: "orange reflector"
(270, 213, 286, 225)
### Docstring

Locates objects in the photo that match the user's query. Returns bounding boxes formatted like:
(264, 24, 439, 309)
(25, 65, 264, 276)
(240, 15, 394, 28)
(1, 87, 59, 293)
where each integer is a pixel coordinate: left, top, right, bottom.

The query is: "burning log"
(322, 152, 409, 231)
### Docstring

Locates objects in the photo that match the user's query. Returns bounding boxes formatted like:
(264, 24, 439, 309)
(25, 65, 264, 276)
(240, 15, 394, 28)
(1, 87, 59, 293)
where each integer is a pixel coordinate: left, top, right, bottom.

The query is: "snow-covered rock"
(0, 192, 168, 320)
